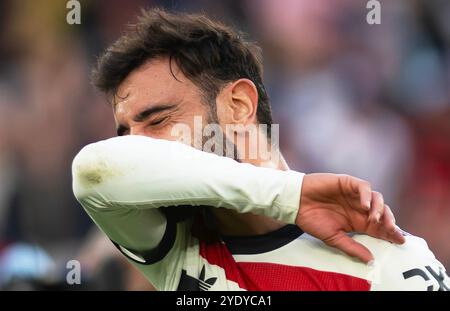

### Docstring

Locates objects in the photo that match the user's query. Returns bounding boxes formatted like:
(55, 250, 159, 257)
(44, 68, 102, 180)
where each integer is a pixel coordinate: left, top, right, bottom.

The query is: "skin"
(113, 57, 405, 263)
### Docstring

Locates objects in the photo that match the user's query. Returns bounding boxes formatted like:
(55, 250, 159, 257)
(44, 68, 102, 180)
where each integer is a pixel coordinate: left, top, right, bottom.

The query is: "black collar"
(220, 224, 304, 255)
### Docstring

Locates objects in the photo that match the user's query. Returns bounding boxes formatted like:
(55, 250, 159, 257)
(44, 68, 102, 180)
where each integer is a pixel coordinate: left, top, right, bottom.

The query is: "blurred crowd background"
(0, 0, 449, 290)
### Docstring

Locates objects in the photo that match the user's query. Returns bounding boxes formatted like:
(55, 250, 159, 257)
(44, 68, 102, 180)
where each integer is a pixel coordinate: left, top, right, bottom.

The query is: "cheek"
(164, 118, 200, 147)
(144, 126, 179, 141)
(165, 110, 211, 147)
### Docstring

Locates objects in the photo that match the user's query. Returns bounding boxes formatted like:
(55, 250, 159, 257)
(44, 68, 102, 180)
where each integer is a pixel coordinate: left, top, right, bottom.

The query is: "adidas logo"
(198, 265, 217, 291)
(177, 265, 218, 291)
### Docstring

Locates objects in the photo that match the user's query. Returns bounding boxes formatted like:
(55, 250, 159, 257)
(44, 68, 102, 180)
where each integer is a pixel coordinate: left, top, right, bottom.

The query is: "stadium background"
(0, 0, 449, 290)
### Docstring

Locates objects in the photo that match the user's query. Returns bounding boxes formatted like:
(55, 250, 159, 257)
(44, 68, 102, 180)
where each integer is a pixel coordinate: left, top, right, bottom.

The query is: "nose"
(129, 126, 146, 137)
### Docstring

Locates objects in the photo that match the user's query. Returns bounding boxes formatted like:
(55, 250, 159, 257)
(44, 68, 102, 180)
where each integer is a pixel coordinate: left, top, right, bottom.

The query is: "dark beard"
(203, 109, 241, 162)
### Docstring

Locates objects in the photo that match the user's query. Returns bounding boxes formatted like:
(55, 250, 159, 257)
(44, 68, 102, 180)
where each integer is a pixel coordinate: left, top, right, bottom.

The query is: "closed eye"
(149, 116, 168, 126)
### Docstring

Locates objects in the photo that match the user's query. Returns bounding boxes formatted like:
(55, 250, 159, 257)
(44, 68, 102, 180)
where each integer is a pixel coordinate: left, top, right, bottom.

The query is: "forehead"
(114, 58, 200, 113)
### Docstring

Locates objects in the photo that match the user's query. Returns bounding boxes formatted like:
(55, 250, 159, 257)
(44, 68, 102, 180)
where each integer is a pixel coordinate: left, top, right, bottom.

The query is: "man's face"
(113, 57, 213, 144)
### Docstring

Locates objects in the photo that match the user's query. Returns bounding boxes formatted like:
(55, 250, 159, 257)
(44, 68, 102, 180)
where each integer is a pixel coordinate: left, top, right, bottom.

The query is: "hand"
(297, 173, 405, 263)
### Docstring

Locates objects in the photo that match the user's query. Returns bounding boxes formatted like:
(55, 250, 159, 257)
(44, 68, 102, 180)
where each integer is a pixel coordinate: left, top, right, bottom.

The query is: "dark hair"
(91, 8, 273, 131)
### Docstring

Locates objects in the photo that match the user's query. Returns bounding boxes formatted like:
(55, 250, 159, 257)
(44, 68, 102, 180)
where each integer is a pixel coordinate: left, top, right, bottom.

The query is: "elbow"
(72, 141, 116, 201)
(72, 135, 161, 202)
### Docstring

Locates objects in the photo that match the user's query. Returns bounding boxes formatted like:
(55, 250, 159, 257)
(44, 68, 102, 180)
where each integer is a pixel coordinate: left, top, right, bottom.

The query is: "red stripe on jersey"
(200, 240, 371, 291)
(199, 240, 251, 290)
(237, 262, 371, 291)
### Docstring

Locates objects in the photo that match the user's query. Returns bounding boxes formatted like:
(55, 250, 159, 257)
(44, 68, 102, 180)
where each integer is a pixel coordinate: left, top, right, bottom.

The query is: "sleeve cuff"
(275, 170, 304, 224)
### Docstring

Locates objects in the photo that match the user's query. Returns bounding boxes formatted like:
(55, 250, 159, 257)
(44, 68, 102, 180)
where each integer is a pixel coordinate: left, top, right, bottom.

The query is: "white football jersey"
(72, 135, 449, 291)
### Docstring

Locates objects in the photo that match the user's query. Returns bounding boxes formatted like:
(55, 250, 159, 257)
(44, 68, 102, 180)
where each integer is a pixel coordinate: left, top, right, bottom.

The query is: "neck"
(242, 150, 290, 171)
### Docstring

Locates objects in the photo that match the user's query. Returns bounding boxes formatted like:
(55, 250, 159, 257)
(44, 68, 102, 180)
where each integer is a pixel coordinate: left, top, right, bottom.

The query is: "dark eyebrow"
(133, 104, 177, 122)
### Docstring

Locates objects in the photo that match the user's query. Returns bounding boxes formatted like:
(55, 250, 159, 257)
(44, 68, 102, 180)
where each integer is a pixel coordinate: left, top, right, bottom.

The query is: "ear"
(216, 79, 258, 126)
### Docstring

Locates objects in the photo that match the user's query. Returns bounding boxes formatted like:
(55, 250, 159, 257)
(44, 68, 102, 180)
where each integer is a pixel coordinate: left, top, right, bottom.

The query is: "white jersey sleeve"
(71, 135, 304, 289)
(353, 234, 450, 291)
